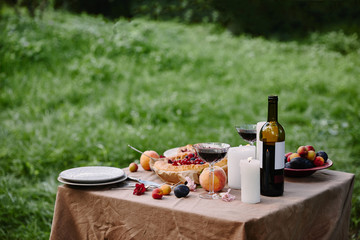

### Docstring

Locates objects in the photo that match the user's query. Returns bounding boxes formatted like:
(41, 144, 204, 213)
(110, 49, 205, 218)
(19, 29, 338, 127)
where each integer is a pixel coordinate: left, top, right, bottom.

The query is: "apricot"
(297, 146, 308, 158)
(160, 184, 172, 195)
(307, 150, 316, 161)
(129, 162, 138, 172)
(288, 153, 300, 162)
(284, 152, 292, 162)
(316, 151, 328, 162)
(199, 166, 227, 192)
(314, 156, 325, 167)
(140, 150, 159, 171)
(152, 188, 163, 199)
(305, 145, 315, 152)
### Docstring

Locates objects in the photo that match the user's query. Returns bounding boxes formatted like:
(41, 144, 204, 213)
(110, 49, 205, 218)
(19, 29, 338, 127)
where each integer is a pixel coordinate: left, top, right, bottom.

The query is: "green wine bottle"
(260, 96, 285, 196)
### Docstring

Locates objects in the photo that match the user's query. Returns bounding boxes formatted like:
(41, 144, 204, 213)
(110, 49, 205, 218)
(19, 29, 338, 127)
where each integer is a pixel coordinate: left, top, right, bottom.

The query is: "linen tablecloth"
(50, 169, 354, 240)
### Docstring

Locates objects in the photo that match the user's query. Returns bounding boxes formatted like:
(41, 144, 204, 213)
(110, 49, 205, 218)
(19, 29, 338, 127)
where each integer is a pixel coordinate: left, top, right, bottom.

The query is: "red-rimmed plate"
(284, 159, 333, 177)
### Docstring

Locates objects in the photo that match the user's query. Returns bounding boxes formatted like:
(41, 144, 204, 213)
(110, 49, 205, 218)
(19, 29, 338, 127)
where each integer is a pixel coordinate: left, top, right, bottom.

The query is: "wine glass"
(193, 142, 230, 199)
(235, 124, 257, 146)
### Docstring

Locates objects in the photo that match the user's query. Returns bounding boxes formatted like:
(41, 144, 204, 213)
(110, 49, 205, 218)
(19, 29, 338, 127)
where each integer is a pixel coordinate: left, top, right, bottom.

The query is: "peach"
(288, 153, 300, 162)
(160, 184, 172, 195)
(140, 150, 159, 171)
(297, 146, 308, 158)
(307, 150, 316, 161)
(199, 166, 227, 192)
(129, 162, 138, 172)
(314, 156, 325, 167)
(152, 188, 163, 199)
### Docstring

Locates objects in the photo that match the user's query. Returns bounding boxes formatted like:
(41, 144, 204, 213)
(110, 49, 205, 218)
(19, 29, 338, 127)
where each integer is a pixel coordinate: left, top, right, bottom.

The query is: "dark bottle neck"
(267, 98, 278, 122)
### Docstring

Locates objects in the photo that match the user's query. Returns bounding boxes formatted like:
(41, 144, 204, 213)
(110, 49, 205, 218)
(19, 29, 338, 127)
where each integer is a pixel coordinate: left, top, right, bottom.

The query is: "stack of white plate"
(58, 166, 127, 186)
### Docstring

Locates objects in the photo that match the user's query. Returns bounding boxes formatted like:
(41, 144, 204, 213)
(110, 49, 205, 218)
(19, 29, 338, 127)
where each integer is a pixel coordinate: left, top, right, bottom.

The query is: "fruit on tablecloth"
(289, 157, 314, 169)
(316, 151, 328, 162)
(160, 184, 172, 195)
(199, 166, 227, 192)
(129, 163, 138, 172)
(314, 156, 325, 167)
(297, 146, 308, 158)
(152, 188, 163, 199)
(307, 150, 316, 161)
(174, 184, 190, 198)
(141, 150, 160, 171)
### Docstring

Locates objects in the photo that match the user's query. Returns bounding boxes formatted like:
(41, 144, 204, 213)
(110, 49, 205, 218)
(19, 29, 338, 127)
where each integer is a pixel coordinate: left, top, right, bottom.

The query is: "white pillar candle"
(240, 158, 260, 204)
(256, 121, 266, 161)
(228, 146, 255, 189)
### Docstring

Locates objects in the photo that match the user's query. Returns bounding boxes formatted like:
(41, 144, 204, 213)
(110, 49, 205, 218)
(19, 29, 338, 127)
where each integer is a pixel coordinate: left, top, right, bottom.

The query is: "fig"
(174, 184, 190, 198)
(285, 162, 291, 168)
(289, 157, 314, 169)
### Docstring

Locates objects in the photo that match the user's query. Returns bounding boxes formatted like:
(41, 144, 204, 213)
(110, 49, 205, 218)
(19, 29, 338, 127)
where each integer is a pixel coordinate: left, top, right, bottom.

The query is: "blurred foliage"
(2, 0, 49, 18)
(213, 0, 360, 37)
(2, 0, 359, 37)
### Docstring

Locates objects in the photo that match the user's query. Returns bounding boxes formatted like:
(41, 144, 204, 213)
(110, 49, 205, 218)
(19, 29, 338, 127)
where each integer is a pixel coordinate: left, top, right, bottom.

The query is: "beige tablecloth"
(50, 169, 354, 240)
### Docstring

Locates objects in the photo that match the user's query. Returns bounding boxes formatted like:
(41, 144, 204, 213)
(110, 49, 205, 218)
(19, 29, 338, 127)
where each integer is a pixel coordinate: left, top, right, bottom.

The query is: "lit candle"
(228, 146, 255, 189)
(240, 157, 260, 204)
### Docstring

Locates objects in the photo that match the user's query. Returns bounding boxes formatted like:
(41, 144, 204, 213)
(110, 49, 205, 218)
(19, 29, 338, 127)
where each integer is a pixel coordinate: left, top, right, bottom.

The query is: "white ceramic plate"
(163, 147, 179, 158)
(59, 166, 125, 183)
(58, 173, 128, 186)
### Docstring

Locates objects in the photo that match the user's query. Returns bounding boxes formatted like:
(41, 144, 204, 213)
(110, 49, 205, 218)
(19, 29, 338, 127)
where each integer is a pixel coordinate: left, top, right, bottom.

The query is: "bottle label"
(259, 141, 285, 170)
(274, 141, 285, 170)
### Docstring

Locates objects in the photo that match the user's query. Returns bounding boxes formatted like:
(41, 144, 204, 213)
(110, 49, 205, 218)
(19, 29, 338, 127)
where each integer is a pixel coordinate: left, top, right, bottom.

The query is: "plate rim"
(163, 147, 179, 158)
(58, 173, 128, 186)
(59, 166, 125, 183)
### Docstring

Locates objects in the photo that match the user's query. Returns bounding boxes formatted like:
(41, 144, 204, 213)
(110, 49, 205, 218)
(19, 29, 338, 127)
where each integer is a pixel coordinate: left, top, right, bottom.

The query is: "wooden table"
(50, 168, 354, 240)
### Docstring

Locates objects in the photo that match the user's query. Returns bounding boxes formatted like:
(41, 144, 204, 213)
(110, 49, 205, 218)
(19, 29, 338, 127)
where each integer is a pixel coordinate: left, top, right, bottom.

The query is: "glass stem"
(209, 164, 215, 195)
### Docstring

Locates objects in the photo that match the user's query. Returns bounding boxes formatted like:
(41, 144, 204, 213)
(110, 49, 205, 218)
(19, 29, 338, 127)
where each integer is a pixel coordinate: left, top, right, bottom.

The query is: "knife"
(127, 176, 162, 188)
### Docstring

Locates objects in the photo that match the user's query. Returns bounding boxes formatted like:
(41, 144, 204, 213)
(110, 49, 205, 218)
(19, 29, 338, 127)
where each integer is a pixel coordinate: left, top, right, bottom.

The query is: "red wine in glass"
(193, 142, 230, 199)
(235, 125, 257, 145)
(197, 151, 228, 163)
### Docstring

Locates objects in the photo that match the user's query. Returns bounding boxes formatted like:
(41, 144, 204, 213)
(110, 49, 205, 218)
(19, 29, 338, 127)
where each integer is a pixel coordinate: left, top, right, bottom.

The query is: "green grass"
(1, 8, 360, 239)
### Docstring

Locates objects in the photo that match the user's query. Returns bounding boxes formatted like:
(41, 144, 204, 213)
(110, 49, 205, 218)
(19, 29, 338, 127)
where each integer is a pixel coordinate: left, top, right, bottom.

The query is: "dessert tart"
(150, 144, 228, 184)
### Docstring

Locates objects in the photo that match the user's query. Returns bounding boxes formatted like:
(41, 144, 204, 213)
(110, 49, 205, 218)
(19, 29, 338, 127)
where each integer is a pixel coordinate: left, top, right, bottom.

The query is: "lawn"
(0, 8, 359, 239)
